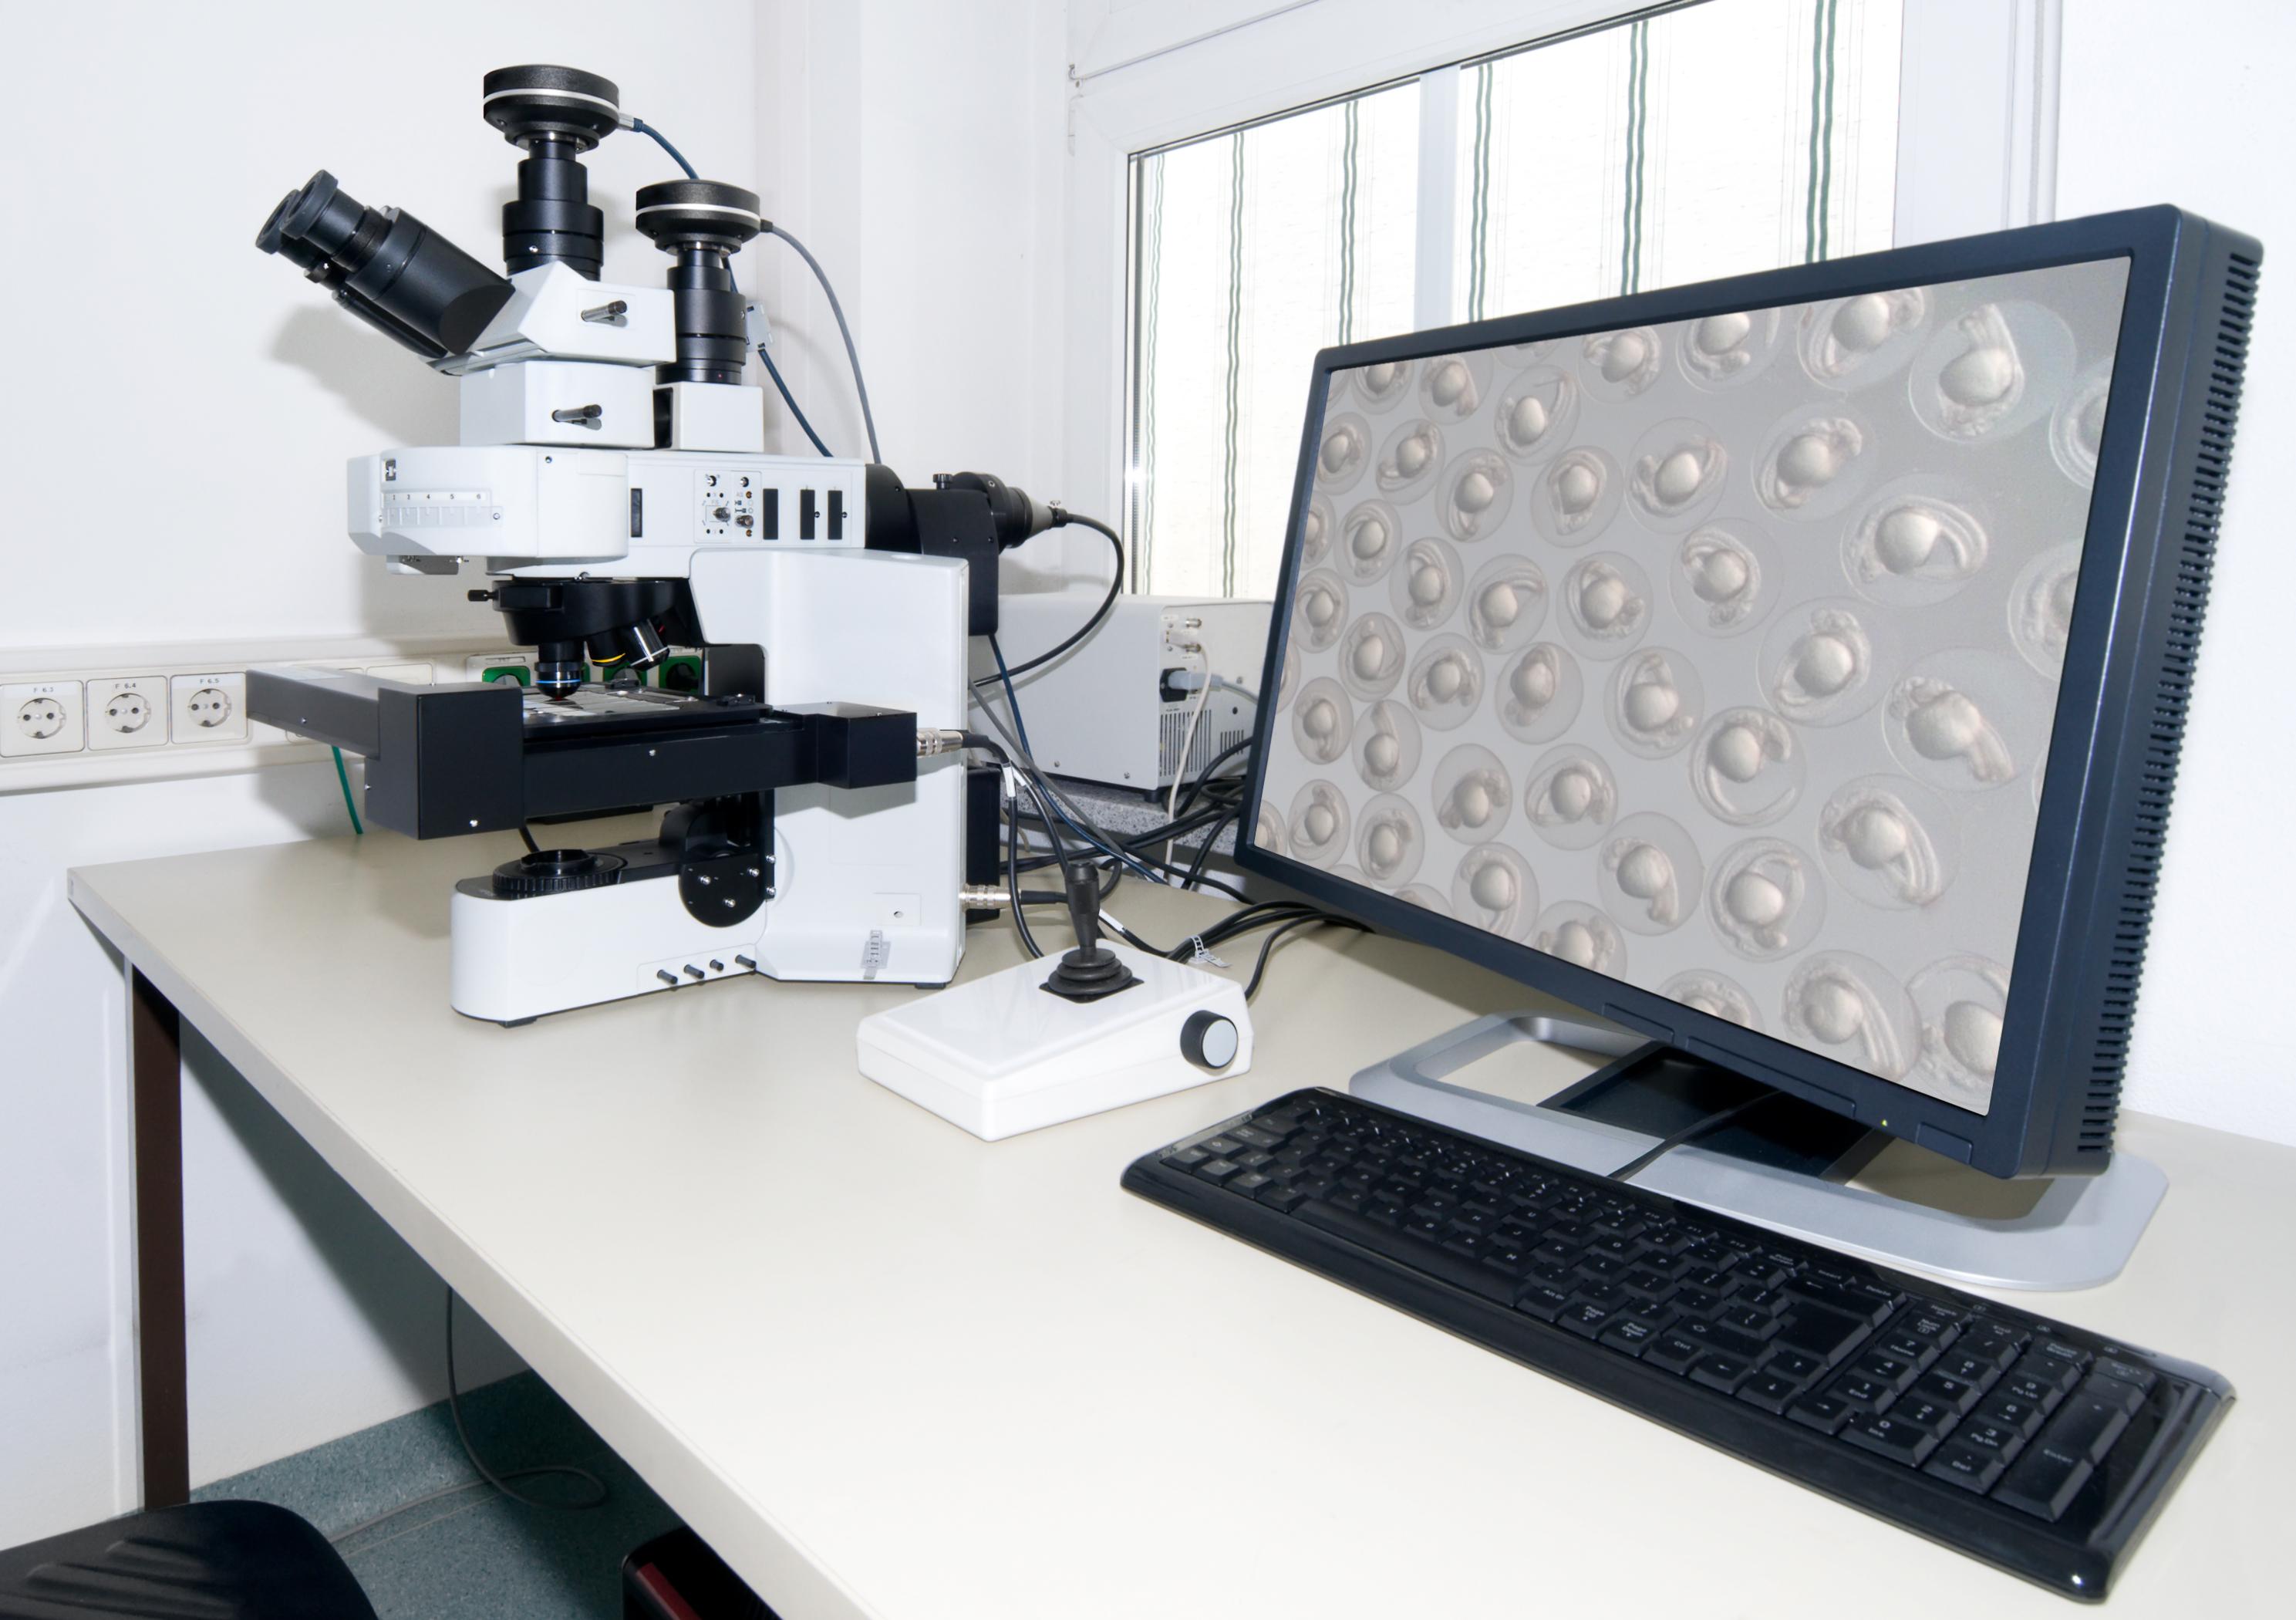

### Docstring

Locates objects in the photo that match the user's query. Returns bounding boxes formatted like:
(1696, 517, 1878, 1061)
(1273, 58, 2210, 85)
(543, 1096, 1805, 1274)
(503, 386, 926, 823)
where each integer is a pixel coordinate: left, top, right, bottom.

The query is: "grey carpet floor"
(193, 1372, 682, 1618)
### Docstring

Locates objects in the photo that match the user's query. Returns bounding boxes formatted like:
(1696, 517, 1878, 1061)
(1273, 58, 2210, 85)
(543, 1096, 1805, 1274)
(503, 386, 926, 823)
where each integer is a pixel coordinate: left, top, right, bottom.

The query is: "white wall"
(755, 0, 1079, 586)
(1, 1, 756, 653)
(0, 0, 757, 1547)
(2056, 0, 2296, 1146)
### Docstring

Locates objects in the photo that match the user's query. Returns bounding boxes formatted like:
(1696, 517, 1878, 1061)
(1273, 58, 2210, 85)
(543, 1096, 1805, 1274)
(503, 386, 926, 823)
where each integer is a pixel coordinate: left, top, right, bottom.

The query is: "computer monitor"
(1241, 207, 2257, 1183)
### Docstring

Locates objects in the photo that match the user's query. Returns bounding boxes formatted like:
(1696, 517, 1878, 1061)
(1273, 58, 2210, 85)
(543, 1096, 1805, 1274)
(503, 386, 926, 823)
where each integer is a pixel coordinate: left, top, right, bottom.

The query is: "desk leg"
(130, 970, 189, 1508)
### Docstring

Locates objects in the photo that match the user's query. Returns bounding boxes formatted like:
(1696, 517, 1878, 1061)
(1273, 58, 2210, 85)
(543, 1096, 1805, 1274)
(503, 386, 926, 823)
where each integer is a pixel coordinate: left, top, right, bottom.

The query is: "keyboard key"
(1165, 1146, 1210, 1168)
(1787, 1393, 1855, 1436)
(1848, 1352, 1920, 1393)
(1256, 1185, 1305, 1213)
(1923, 1443, 2007, 1494)
(1717, 1306, 1780, 1340)
(1228, 1170, 1274, 1196)
(1689, 1355, 1753, 1394)
(1910, 1372, 1984, 1415)
(1843, 1412, 1940, 1466)
(1674, 1320, 1767, 1361)
(1516, 1284, 1574, 1322)
(1972, 1394, 2048, 1439)
(1889, 1396, 1954, 1433)
(1195, 1158, 1242, 1183)
(1829, 1373, 1894, 1412)
(2095, 1357, 2159, 1397)
(2047, 1386, 2135, 1465)
(1765, 1349, 1825, 1384)
(1994, 1443, 2094, 1523)
(1600, 1318, 1662, 1355)
(1642, 1332, 1705, 1375)
(1558, 1302, 1614, 1340)
(1953, 1420, 2026, 1459)
(1737, 1372, 1802, 1415)
(2089, 1372, 2149, 1416)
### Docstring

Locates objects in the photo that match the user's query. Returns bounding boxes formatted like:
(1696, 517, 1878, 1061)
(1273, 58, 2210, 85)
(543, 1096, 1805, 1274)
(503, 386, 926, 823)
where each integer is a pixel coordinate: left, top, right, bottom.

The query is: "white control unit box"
(979, 594, 1271, 790)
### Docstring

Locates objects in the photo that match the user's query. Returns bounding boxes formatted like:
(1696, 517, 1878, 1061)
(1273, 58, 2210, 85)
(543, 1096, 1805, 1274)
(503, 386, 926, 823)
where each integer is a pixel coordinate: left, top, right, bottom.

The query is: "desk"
(71, 827, 2288, 1618)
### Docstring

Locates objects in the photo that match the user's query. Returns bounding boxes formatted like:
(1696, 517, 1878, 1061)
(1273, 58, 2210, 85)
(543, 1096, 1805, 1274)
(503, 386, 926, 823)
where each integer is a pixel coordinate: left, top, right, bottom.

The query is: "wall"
(0, 0, 758, 1546)
(754, 0, 1080, 588)
(2056, 0, 2296, 1146)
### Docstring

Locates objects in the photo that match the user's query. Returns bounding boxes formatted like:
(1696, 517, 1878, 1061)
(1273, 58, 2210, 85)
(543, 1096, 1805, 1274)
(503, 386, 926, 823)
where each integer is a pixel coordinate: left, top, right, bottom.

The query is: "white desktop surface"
(70, 826, 2288, 1618)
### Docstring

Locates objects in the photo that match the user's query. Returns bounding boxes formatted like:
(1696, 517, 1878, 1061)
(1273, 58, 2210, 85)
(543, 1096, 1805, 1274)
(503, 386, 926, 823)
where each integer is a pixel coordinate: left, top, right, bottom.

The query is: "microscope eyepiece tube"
(255, 170, 514, 360)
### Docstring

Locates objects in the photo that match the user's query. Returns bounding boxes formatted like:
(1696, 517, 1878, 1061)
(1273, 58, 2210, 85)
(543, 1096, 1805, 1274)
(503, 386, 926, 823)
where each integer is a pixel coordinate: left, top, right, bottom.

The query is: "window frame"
(1063, 0, 2064, 586)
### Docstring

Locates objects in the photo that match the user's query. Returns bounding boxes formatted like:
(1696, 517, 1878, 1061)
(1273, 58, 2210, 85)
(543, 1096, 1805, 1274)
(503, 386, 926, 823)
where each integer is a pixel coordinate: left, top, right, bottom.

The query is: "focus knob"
(1180, 1009, 1240, 1071)
(491, 848, 625, 898)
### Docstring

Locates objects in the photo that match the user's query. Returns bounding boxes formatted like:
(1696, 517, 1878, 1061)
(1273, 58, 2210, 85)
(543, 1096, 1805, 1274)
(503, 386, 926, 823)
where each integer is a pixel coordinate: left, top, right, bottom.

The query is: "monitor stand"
(1348, 1013, 2165, 1292)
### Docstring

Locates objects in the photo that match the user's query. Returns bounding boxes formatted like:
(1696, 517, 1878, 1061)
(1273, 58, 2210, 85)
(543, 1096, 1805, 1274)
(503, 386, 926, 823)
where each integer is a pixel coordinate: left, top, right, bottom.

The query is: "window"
(1123, 0, 1907, 600)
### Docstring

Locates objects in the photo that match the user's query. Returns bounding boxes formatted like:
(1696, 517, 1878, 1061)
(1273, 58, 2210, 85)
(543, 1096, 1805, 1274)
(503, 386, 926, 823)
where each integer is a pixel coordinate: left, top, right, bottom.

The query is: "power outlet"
(170, 672, 249, 744)
(2, 681, 86, 758)
(86, 677, 170, 750)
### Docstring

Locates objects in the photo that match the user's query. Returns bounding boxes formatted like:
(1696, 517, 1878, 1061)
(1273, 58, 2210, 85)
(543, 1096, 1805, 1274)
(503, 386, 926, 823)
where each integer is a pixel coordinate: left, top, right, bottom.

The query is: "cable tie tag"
(1186, 934, 1229, 969)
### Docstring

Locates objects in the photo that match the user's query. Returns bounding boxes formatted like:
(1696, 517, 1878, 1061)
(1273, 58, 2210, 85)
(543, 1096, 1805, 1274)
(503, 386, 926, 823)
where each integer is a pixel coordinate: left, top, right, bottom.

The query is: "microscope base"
(448, 875, 956, 1024)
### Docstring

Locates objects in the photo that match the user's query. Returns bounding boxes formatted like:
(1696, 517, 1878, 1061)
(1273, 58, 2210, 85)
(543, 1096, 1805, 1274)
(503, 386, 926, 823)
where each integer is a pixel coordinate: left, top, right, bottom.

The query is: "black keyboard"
(1123, 1088, 2231, 1601)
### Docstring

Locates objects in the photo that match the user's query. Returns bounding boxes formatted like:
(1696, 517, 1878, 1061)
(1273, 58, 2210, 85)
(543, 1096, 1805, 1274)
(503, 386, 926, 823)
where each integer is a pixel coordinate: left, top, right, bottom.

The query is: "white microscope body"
(251, 67, 990, 1023)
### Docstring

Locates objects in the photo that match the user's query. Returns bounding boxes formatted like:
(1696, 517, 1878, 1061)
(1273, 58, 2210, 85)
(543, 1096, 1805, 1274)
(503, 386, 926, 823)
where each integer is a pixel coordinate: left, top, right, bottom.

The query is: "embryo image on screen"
(1255, 258, 2132, 1112)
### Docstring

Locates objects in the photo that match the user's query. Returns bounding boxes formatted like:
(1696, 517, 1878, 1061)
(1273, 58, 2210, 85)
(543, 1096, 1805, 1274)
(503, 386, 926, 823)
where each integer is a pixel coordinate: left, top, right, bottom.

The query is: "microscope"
(249, 66, 1053, 1024)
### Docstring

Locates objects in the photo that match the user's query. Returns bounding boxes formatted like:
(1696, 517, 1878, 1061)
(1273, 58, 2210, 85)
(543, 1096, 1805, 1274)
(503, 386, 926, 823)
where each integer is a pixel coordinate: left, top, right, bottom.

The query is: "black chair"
(0, 1500, 375, 1619)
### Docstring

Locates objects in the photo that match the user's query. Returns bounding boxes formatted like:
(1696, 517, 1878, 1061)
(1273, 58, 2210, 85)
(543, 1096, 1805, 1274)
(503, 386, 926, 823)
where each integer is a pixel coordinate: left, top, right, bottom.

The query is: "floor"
(193, 1372, 683, 1618)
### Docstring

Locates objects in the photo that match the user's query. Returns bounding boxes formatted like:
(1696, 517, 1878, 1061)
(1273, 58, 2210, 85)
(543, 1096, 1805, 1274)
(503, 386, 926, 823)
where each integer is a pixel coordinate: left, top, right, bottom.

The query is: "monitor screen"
(1252, 256, 2133, 1118)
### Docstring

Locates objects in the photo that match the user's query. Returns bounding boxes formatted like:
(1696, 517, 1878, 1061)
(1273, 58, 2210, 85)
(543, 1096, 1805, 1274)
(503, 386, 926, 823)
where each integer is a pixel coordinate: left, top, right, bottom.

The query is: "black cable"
(976, 516, 1124, 687)
(758, 343, 833, 456)
(447, 1291, 606, 1510)
(1006, 791, 1043, 959)
(1609, 1092, 1786, 1182)
(1242, 914, 1370, 1001)
(517, 825, 540, 856)
(1182, 808, 1239, 891)
(764, 224, 881, 462)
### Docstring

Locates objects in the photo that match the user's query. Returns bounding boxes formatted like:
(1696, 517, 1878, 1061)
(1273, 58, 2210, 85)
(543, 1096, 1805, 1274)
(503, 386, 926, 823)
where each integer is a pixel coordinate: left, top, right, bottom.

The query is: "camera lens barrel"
(484, 66, 622, 280)
(635, 181, 763, 387)
(256, 170, 513, 360)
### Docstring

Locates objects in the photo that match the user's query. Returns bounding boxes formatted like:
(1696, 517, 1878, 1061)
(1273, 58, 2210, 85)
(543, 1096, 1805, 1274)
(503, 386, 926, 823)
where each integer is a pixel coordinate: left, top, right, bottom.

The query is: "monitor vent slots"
(2084, 248, 2257, 1153)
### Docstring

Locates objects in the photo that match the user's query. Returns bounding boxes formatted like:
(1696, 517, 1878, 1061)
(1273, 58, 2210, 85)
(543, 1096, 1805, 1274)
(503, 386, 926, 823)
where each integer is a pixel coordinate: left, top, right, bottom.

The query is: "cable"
(330, 1290, 606, 1545)
(1165, 673, 1218, 869)
(629, 114, 837, 459)
(330, 748, 363, 835)
(985, 633, 1037, 757)
(977, 516, 1124, 687)
(757, 343, 833, 456)
(764, 224, 881, 461)
(1242, 913, 1370, 1001)
(1006, 785, 1043, 959)
(444, 1291, 609, 1511)
(1609, 1092, 1786, 1182)
(629, 117, 699, 181)
(1181, 807, 1238, 891)
(517, 825, 540, 856)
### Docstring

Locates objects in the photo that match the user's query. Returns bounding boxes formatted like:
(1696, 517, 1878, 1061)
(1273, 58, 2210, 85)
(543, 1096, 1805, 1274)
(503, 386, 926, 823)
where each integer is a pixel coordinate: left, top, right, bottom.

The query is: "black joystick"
(1042, 869, 1141, 1003)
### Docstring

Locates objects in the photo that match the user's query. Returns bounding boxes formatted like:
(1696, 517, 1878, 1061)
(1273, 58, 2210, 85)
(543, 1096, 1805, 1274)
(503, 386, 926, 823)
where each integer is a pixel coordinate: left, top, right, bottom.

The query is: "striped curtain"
(1129, 0, 1902, 601)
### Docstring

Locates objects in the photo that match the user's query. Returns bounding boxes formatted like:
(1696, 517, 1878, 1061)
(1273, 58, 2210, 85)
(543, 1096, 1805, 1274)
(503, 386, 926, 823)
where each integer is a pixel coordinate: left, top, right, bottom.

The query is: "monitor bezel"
(1236, 206, 2198, 1182)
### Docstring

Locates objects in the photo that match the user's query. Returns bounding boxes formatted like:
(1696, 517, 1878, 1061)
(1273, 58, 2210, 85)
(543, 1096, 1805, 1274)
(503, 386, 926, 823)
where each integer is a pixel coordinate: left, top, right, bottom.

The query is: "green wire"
(331, 747, 364, 835)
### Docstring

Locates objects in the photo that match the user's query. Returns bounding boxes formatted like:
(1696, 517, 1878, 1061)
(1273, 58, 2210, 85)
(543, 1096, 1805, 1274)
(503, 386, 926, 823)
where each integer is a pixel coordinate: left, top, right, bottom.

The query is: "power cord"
(327, 1289, 606, 1545)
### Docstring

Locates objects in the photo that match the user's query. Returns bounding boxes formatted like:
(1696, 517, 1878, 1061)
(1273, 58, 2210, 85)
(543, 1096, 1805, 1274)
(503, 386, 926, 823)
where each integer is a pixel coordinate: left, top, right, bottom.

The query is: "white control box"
(979, 594, 1272, 789)
(857, 945, 1253, 1139)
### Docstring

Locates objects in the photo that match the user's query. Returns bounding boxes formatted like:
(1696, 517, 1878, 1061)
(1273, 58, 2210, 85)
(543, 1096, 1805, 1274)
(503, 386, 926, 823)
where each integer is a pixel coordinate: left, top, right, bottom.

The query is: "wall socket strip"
(0, 636, 705, 795)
